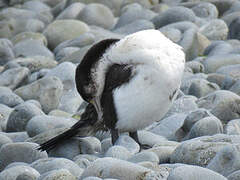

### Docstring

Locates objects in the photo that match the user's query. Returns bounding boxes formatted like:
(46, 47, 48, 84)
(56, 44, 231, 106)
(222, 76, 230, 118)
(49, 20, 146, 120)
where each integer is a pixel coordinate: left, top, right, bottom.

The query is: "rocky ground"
(0, 0, 240, 179)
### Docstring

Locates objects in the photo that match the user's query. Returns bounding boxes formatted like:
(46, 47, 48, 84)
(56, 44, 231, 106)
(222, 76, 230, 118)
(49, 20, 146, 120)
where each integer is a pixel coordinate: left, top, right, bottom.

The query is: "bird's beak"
(90, 97, 103, 121)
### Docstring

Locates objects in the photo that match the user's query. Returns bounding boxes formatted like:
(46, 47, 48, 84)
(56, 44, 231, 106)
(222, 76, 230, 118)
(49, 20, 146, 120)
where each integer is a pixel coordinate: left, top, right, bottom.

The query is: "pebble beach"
(0, 0, 240, 179)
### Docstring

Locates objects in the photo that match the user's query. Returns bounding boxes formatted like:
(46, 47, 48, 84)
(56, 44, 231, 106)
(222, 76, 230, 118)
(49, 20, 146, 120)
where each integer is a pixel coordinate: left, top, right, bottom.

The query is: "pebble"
(216, 64, 240, 80)
(137, 130, 167, 147)
(127, 151, 159, 164)
(14, 76, 63, 113)
(228, 16, 240, 40)
(13, 39, 54, 59)
(0, 67, 30, 90)
(188, 78, 220, 98)
(203, 41, 233, 57)
(56, 2, 85, 20)
(105, 145, 132, 160)
(0, 142, 48, 171)
(74, 157, 91, 169)
(0, 86, 24, 107)
(37, 169, 76, 180)
(77, 3, 115, 29)
(152, 6, 196, 29)
(6, 102, 44, 132)
(188, 116, 223, 139)
(0, 38, 15, 65)
(55, 47, 80, 61)
(228, 170, 240, 180)
(207, 144, 240, 177)
(207, 73, 236, 90)
(26, 115, 76, 137)
(168, 165, 227, 180)
(1, 131, 29, 142)
(31, 158, 83, 178)
(115, 135, 140, 154)
(225, 119, 240, 135)
(12, 31, 47, 46)
(14, 56, 57, 73)
(170, 134, 238, 167)
(81, 157, 164, 180)
(0, 134, 12, 149)
(229, 80, 240, 96)
(22, 0, 51, 13)
(0, 165, 40, 180)
(43, 20, 90, 50)
(191, 2, 218, 19)
(114, 3, 156, 29)
(197, 90, 240, 123)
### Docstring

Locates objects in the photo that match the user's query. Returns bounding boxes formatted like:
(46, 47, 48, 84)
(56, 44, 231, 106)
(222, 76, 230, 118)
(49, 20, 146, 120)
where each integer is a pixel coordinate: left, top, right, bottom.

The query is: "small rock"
(168, 165, 227, 180)
(170, 134, 238, 167)
(73, 154, 99, 163)
(55, 47, 80, 61)
(127, 151, 159, 164)
(14, 76, 63, 113)
(152, 6, 196, 29)
(0, 103, 13, 131)
(196, 90, 240, 123)
(26, 115, 77, 137)
(225, 119, 240, 135)
(0, 134, 12, 149)
(43, 20, 89, 50)
(105, 145, 132, 160)
(203, 54, 240, 73)
(204, 41, 233, 57)
(182, 108, 212, 132)
(192, 2, 218, 19)
(31, 158, 83, 178)
(199, 19, 228, 40)
(186, 61, 205, 74)
(115, 135, 140, 154)
(229, 80, 240, 96)
(14, 56, 58, 73)
(81, 157, 165, 179)
(1, 131, 29, 142)
(207, 144, 240, 177)
(0, 67, 30, 90)
(0, 165, 40, 180)
(228, 16, 240, 40)
(0, 142, 48, 171)
(11, 32, 48, 46)
(56, 2, 85, 20)
(0, 86, 24, 107)
(113, 19, 154, 35)
(6, 102, 44, 132)
(188, 116, 223, 139)
(207, 73, 236, 90)
(22, 0, 51, 13)
(77, 3, 115, 29)
(149, 113, 187, 141)
(188, 78, 220, 98)
(145, 141, 179, 164)
(74, 157, 91, 169)
(216, 64, 240, 80)
(13, 39, 54, 59)
(227, 170, 240, 180)
(79, 136, 102, 154)
(37, 169, 76, 180)
(0, 38, 15, 65)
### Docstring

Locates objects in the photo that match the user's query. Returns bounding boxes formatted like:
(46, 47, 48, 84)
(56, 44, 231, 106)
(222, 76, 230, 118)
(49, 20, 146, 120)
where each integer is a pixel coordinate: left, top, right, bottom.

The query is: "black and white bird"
(38, 29, 185, 151)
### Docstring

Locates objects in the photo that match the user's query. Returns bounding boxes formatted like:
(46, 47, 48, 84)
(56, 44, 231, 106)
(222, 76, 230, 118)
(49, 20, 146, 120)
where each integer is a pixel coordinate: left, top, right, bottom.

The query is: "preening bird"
(38, 30, 185, 151)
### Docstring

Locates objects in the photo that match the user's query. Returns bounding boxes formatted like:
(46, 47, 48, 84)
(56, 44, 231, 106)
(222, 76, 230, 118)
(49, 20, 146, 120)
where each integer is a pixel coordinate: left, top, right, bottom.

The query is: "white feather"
(94, 30, 185, 132)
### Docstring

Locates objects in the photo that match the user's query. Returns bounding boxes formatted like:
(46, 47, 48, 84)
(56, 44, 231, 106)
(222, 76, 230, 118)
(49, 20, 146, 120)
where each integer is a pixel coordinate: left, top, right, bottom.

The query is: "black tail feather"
(37, 103, 99, 152)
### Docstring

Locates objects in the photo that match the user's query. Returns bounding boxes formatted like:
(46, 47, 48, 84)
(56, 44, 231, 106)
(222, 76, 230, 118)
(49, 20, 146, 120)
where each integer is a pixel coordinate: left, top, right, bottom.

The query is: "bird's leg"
(111, 129, 119, 145)
(129, 131, 151, 150)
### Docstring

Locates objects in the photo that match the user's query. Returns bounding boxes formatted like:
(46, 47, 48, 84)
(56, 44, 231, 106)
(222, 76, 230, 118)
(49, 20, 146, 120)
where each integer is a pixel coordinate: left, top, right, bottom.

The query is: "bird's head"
(75, 38, 120, 120)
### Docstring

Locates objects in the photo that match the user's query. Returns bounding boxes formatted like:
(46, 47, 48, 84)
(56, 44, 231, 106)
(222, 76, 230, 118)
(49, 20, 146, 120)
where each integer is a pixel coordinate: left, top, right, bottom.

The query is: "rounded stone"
(199, 19, 228, 40)
(192, 2, 218, 19)
(207, 144, 240, 177)
(14, 76, 63, 113)
(0, 142, 48, 171)
(1, 131, 29, 142)
(115, 135, 140, 154)
(228, 170, 240, 180)
(6, 102, 44, 132)
(127, 151, 159, 164)
(74, 157, 91, 169)
(105, 145, 132, 160)
(0, 67, 30, 90)
(0, 38, 15, 65)
(77, 3, 115, 29)
(230, 80, 240, 96)
(225, 119, 240, 135)
(31, 158, 83, 178)
(43, 20, 89, 50)
(228, 16, 240, 40)
(0, 165, 40, 180)
(188, 116, 223, 139)
(56, 2, 85, 20)
(152, 6, 196, 29)
(37, 169, 76, 180)
(0, 86, 24, 107)
(22, 0, 51, 13)
(26, 115, 76, 137)
(216, 64, 240, 80)
(0, 134, 12, 149)
(168, 165, 227, 180)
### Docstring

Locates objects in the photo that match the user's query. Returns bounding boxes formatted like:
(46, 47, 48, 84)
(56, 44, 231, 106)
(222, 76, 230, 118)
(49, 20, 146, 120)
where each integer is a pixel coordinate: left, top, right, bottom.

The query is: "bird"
(38, 29, 185, 152)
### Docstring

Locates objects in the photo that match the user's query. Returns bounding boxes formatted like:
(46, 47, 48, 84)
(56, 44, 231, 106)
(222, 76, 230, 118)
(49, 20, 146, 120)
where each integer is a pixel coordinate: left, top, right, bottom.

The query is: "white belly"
(114, 64, 182, 132)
